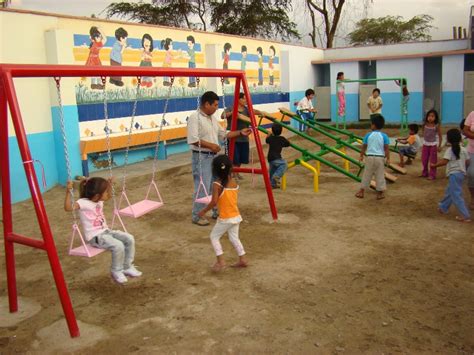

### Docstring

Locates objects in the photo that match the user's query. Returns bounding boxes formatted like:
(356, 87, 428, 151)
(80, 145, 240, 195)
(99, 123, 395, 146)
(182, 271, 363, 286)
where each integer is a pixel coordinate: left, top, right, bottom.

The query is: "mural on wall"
(73, 25, 282, 139)
(220, 42, 281, 95)
(73, 26, 209, 139)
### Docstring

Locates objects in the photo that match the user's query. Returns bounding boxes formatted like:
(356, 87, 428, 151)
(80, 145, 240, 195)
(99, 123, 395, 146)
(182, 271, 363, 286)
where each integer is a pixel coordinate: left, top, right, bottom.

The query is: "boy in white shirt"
(296, 88, 317, 132)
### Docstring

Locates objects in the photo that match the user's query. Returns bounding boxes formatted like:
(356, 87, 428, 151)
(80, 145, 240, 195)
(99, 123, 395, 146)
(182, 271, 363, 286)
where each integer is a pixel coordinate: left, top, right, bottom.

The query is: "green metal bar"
(261, 113, 363, 168)
(336, 77, 408, 135)
(257, 125, 361, 182)
(337, 77, 407, 84)
(283, 110, 362, 153)
(309, 119, 403, 154)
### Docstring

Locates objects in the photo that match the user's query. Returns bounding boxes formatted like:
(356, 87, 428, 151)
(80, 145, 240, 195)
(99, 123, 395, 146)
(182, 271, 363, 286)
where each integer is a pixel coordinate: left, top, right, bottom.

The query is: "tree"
(105, 0, 208, 30)
(302, 0, 373, 48)
(210, 0, 300, 41)
(348, 15, 434, 45)
(104, 0, 300, 41)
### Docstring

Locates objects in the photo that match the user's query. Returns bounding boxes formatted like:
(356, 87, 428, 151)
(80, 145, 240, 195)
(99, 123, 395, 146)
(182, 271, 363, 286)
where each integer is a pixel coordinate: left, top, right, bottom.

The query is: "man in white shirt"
(296, 88, 317, 132)
(187, 91, 251, 226)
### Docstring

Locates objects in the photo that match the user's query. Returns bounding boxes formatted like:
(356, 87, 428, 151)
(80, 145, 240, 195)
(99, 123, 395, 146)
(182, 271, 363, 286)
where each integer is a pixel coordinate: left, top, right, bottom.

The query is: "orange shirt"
(215, 182, 240, 219)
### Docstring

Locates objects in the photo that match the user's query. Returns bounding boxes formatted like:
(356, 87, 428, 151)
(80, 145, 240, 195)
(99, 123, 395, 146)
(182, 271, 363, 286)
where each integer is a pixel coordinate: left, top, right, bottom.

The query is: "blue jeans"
(297, 111, 314, 132)
(439, 172, 471, 220)
(269, 159, 287, 186)
(89, 230, 135, 273)
(192, 152, 216, 221)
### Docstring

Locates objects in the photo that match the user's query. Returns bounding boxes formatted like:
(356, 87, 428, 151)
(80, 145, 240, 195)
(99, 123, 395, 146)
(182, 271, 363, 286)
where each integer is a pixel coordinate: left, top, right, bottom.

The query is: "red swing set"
(0, 64, 278, 338)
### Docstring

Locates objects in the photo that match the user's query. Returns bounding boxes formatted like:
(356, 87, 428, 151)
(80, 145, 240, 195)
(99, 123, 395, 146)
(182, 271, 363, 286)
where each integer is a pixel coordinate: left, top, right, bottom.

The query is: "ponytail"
(212, 155, 233, 188)
(446, 128, 462, 160)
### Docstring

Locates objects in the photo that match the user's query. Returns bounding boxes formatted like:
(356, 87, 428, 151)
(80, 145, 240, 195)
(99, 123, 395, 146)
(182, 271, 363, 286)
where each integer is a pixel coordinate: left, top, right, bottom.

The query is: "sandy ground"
(0, 128, 473, 353)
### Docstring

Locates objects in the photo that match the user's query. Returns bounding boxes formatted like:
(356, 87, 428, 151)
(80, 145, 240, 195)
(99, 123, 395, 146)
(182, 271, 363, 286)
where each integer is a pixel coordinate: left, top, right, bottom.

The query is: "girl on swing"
(64, 177, 142, 284)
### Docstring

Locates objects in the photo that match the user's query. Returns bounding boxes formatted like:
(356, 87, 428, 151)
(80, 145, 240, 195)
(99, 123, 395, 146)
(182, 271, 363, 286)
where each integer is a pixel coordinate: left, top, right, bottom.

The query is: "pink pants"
(338, 92, 345, 116)
(421, 145, 437, 179)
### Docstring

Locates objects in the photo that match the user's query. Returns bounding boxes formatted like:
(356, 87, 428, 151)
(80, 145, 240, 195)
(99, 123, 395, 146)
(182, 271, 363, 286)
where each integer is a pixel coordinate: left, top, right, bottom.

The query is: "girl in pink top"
(64, 177, 142, 284)
(420, 109, 442, 180)
(337, 72, 346, 118)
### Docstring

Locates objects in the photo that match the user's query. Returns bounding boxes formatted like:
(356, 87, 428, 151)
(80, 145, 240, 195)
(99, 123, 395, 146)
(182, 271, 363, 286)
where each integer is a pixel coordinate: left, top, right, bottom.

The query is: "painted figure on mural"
(184, 35, 197, 88)
(223, 43, 231, 84)
(109, 27, 128, 87)
(161, 38, 176, 87)
(257, 47, 263, 86)
(241, 45, 247, 71)
(85, 26, 106, 90)
(139, 33, 154, 88)
(268, 45, 275, 86)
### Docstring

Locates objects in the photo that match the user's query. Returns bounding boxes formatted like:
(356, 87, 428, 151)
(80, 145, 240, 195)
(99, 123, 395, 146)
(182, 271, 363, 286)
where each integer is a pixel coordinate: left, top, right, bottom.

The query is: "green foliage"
(105, 1, 196, 29)
(210, 0, 300, 41)
(349, 15, 434, 46)
(105, 0, 300, 41)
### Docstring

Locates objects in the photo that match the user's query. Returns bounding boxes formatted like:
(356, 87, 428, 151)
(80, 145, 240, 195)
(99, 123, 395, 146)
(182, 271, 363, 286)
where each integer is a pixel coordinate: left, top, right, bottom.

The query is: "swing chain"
(195, 77, 207, 201)
(151, 76, 174, 179)
(220, 77, 229, 157)
(54, 76, 78, 221)
(121, 76, 142, 190)
(102, 78, 118, 203)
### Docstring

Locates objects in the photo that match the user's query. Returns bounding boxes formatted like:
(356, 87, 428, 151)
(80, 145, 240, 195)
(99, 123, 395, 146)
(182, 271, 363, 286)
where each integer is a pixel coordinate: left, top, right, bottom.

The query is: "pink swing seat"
(194, 177, 212, 204)
(118, 180, 164, 218)
(119, 199, 164, 218)
(69, 224, 105, 258)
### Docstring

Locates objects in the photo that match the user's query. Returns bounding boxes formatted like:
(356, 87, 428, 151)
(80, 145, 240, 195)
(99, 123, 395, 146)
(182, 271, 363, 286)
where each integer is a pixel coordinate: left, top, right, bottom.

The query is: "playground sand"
(0, 129, 473, 353)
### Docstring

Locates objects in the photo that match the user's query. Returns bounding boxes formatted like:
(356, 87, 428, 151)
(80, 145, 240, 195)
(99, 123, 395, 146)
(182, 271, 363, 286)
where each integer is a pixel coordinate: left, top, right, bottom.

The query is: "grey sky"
(9, 0, 473, 45)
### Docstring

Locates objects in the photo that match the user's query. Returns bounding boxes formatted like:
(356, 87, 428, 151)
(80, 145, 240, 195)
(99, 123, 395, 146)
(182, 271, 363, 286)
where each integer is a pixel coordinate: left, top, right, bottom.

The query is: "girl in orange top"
(199, 155, 248, 272)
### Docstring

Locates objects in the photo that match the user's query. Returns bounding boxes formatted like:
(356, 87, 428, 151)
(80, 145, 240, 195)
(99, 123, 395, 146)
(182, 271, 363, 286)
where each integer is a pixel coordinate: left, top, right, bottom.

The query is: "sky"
(7, 0, 474, 46)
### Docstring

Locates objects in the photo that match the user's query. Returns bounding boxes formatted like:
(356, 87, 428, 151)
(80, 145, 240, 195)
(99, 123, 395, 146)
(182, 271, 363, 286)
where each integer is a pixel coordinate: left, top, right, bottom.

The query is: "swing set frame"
(0, 64, 278, 338)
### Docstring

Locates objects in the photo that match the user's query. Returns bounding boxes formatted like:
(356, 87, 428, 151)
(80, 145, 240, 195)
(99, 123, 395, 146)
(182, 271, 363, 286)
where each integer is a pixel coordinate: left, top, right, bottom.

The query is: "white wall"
(330, 62, 359, 94)
(442, 54, 464, 92)
(323, 39, 469, 61)
(281, 44, 322, 92)
(376, 58, 424, 93)
(1, 11, 58, 136)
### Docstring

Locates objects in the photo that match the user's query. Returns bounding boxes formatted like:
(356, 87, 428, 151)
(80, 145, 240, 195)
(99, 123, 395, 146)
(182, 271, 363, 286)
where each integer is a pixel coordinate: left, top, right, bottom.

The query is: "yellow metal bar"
(281, 161, 296, 191)
(342, 147, 350, 172)
(300, 160, 319, 193)
(315, 161, 320, 175)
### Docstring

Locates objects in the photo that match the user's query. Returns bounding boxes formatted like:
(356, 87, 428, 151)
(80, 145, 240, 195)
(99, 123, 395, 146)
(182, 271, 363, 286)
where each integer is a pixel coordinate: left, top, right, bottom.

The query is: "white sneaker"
(111, 271, 128, 284)
(123, 265, 142, 277)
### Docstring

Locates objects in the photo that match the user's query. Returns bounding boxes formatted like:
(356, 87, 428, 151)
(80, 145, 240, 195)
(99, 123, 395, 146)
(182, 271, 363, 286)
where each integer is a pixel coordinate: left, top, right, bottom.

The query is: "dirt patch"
(0, 129, 473, 353)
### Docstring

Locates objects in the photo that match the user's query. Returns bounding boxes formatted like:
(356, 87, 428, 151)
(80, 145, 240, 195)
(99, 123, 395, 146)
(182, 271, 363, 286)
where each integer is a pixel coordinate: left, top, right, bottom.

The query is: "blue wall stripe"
(5, 132, 59, 204)
(441, 91, 463, 124)
(331, 94, 359, 123)
(77, 92, 289, 121)
(380, 92, 423, 123)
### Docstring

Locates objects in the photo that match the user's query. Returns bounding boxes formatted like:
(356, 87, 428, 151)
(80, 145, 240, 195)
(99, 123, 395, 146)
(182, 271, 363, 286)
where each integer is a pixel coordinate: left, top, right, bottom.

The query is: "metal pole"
(229, 77, 241, 161)
(240, 74, 278, 220)
(3, 72, 80, 338)
(0, 73, 17, 313)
